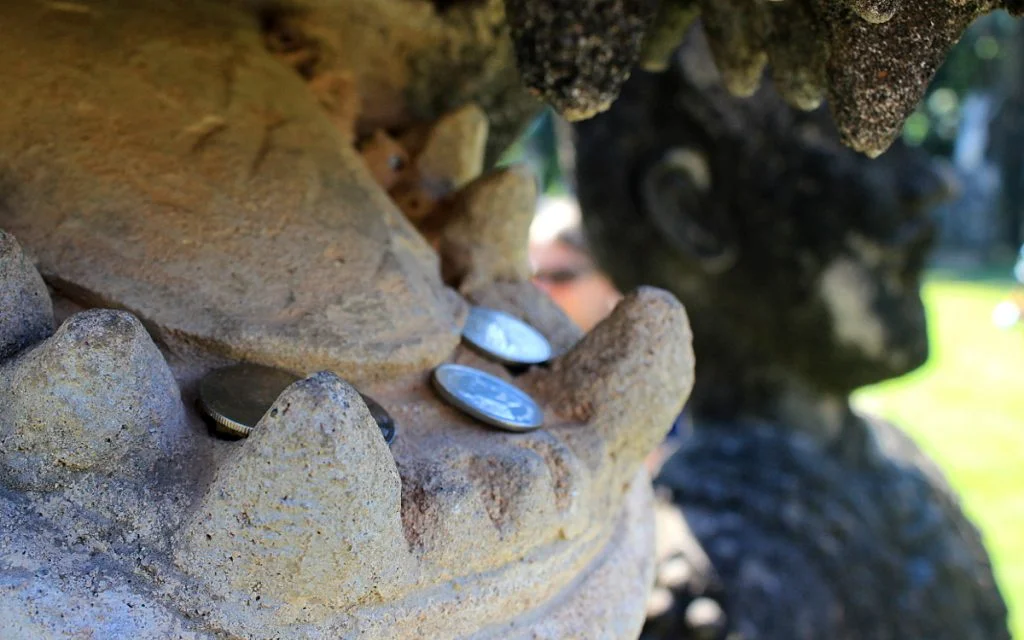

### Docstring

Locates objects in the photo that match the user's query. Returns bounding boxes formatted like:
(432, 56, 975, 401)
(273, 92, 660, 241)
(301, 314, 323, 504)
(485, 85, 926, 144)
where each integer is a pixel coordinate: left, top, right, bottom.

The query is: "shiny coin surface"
(461, 307, 552, 366)
(431, 363, 544, 432)
(198, 363, 300, 437)
(360, 393, 398, 445)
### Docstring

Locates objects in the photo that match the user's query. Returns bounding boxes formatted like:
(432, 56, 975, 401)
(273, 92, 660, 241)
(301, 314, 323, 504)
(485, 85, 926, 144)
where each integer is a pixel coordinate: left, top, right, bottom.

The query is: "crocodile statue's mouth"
(0, 1, 694, 637)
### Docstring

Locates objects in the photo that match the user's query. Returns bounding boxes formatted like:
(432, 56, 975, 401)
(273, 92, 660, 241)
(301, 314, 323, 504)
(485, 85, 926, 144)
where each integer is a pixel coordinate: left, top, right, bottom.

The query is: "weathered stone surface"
(0, 0, 463, 384)
(505, 0, 660, 120)
(0, 309, 183, 491)
(277, 0, 541, 164)
(503, 0, 1020, 155)
(649, 418, 1009, 640)
(373, 104, 492, 230)
(0, 230, 53, 361)
(174, 372, 413, 633)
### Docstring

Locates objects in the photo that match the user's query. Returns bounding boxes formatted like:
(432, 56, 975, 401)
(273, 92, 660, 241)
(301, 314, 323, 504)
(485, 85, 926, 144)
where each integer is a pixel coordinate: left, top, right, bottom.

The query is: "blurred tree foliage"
(903, 10, 1020, 158)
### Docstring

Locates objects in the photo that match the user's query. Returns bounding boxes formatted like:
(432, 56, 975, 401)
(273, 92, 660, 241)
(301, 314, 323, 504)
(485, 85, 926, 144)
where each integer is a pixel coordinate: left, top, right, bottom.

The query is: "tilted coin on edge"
(431, 363, 544, 432)
(198, 363, 398, 443)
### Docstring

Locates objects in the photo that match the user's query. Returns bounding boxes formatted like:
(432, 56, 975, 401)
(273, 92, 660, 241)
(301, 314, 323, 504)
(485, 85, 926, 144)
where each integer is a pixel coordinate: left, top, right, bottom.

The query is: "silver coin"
(431, 363, 544, 432)
(198, 363, 300, 437)
(461, 307, 553, 365)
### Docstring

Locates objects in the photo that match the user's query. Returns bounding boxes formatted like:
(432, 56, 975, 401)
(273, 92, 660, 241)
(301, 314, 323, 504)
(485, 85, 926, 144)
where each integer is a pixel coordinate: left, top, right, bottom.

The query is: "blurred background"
(505, 10, 1024, 637)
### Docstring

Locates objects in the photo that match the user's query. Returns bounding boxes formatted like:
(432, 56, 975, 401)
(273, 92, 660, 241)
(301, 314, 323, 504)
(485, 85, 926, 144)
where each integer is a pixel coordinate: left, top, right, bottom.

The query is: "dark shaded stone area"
(647, 418, 1008, 640)
(574, 32, 1010, 640)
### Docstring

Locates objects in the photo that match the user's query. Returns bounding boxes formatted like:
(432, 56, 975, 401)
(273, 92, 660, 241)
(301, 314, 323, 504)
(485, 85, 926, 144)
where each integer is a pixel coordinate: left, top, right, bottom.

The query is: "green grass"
(854, 273, 1024, 638)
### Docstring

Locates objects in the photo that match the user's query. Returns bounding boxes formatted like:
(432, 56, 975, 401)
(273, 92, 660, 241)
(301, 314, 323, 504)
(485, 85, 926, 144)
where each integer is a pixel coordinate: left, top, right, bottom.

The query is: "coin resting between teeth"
(461, 306, 553, 365)
(429, 307, 549, 432)
(431, 363, 544, 432)
(198, 363, 397, 444)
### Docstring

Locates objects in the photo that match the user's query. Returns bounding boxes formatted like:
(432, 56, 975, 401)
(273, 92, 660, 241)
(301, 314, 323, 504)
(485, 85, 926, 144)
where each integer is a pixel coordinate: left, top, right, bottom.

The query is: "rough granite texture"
(0, 231, 53, 361)
(506, 0, 1022, 155)
(0, 309, 184, 491)
(0, 0, 693, 635)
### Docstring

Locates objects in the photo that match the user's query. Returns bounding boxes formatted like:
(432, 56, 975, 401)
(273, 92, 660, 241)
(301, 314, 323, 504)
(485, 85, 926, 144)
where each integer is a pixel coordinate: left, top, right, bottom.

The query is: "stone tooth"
(173, 371, 413, 626)
(437, 165, 537, 292)
(523, 287, 694, 479)
(415, 103, 489, 193)
(698, 0, 769, 97)
(0, 230, 54, 361)
(824, 0, 984, 156)
(640, 0, 700, 72)
(0, 309, 182, 491)
(765, 1, 827, 110)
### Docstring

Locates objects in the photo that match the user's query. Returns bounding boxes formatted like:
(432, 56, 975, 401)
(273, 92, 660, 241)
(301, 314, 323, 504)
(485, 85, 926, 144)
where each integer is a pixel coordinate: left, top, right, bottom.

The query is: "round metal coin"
(431, 363, 544, 432)
(359, 392, 398, 445)
(461, 307, 553, 366)
(198, 363, 300, 437)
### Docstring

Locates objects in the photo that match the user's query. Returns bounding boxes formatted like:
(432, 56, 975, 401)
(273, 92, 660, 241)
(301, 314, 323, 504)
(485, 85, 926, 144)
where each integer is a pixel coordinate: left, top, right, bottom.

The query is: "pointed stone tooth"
(437, 165, 537, 292)
(504, 0, 661, 120)
(465, 280, 582, 358)
(523, 287, 694, 473)
(765, 2, 827, 111)
(415, 103, 489, 193)
(0, 230, 54, 361)
(825, 0, 983, 157)
(845, 0, 901, 23)
(698, 0, 769, 97)
(0, 309, 182, 491)
(174, 372, 413, 619)
(640, 0, 700, 72)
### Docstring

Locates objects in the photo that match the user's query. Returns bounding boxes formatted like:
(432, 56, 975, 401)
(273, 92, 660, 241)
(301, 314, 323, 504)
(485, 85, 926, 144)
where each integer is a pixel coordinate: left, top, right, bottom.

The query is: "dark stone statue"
(574, 32, 1011, 640)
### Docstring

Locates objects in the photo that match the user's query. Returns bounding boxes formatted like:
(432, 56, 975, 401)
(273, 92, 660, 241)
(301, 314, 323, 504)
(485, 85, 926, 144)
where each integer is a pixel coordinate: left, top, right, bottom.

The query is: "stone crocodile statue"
(575, 31, 1011, 640)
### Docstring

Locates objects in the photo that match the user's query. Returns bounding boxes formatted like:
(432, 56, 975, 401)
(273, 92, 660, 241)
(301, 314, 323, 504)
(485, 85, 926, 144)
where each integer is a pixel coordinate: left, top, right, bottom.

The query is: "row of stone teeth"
(0, 221, 695, 628)
(504, 0, 1010, 157)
